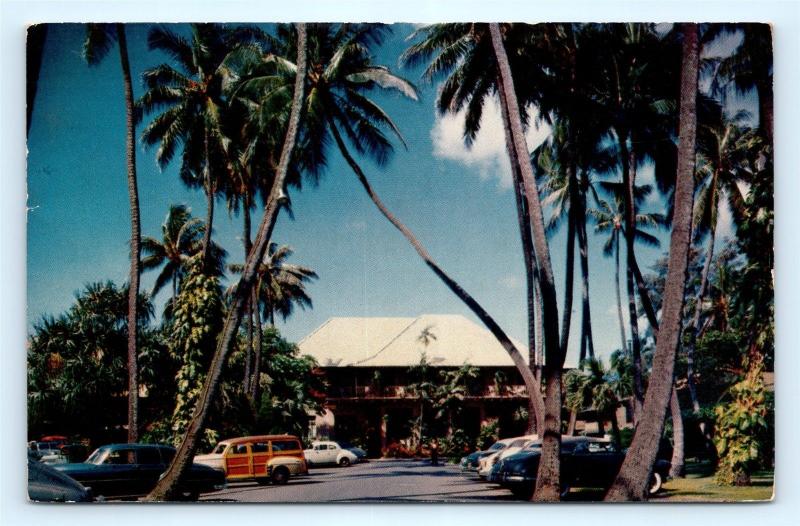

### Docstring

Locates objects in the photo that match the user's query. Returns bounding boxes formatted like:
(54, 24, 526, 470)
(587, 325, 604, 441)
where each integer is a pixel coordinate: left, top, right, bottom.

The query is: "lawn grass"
(566, 461, 774, 502)
(652, 461, 774, 502)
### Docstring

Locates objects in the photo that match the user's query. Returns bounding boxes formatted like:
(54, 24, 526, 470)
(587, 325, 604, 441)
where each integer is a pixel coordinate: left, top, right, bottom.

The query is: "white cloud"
(430, 96, 551, 190)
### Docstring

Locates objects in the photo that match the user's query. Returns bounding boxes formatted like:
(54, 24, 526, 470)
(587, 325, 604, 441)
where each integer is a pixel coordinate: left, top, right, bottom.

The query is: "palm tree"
(402, 22, 560, 435)
(490, 22, 563, 502)
(564, 359, 622, 442)
(711, 24, 773, 146)
(83, 23, 142, 443)
(145, 23, 309, 502)
(138, 24, 248, 267)
(237, 24, 545, 431)
(230, 243, 317, 400)
(591, 184, 666, 417)
(140, 205, 226, 312)
(606, 23, 699, 501)
(685, 115, 758, 414)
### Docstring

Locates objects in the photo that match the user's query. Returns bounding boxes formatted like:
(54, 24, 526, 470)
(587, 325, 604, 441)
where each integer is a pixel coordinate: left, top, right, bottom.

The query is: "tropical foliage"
(28, 21, 773, 502)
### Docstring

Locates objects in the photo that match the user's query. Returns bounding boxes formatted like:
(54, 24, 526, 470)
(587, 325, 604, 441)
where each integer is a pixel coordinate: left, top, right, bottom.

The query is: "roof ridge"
(296, 317, 334, 348)
(351, 316, 422, 366)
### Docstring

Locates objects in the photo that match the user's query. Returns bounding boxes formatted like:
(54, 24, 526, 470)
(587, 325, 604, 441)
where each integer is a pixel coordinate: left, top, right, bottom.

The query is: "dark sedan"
(28, 457, 93, 502)
(489, 436, 670, 500)
(54, 443, 225, 501)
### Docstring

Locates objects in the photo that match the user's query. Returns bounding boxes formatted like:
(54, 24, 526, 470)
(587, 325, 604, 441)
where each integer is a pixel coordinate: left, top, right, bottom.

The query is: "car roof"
(221, 435, 299, 445)
(100, 443, 173, 451)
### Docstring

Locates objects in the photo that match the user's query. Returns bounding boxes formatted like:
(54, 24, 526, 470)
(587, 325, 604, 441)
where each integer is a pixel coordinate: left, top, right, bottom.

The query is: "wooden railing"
(328, 384, 528, 399)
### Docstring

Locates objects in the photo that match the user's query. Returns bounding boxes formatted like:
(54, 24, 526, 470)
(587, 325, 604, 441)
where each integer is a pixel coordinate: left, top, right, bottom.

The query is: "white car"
(303, 441, 359, 467)
(477, 434, 538, 479)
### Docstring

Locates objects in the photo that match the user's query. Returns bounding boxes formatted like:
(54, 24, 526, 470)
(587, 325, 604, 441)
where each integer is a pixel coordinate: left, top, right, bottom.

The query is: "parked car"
(54, 443, 225, 501)
(337, 441, 368, 461)
(194, 435, 308, 484)
(477, 434, 538, 479)
(489, 436, 670, 499)
(28, 456, 92, 502)
(460, 439, 513, 475)
(304, 440, 360, 467)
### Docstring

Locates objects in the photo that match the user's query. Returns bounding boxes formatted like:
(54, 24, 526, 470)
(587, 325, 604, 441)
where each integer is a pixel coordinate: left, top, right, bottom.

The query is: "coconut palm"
(710, 24, 773, 146)
(685, 114, 759, 413)
(402, 22, 562, 437)
(489, 22, 564, 502)
(607, 23, 699, 501)
(236, 24, 546, 433)
(83, 23, 142, 443)
(564, 359, 622, 442)
(591, 184, 666, 416)
(140, 204, 226, 311)
(229, 243, 317, 400)
(145, 23, 308, 502)
(138, 23, 251, 267)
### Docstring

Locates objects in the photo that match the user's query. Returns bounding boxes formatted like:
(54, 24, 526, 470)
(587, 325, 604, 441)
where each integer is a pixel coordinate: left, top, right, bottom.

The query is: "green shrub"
(713, 359, 769, 486)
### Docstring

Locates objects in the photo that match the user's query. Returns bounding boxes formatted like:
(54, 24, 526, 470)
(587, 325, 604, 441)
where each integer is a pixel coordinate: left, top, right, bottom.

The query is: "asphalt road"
(200, 459, 516, 503)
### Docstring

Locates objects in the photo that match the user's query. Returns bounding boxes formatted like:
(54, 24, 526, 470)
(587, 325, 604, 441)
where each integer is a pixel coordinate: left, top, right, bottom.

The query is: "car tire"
(648, 472, 663, 494)
(180, 490, 200, 502)
(339, 457, 351, 467)
(256, 477, 271, 485)
(271, 467, 289, 485)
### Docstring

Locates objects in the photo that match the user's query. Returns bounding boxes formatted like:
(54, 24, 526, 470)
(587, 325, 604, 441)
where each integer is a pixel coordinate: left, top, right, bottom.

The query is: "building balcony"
(327, 384, 528, 400)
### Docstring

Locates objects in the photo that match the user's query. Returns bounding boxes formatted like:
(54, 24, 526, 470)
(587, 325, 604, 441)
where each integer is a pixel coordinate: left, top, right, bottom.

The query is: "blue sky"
(27, 23, 744, 367)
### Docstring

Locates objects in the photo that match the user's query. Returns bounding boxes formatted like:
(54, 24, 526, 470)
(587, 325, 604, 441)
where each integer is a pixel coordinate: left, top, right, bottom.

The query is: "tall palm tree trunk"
(117, 24, 141, 443)
(669, 386, 685, 478)
(606, 23, 698, 501)
(242, 201, 253, 394)
(490, 23, 562, 502)
(26, 25, 48, 136)
(620, 140, 644, 423)
(687, 211, 718, 416)
(578, 214, 595, 360)
(615, 231, 628, 354)
(145, 23, 308, 501)
(327, 118, 545, 433)
(497, 70, 541, 434)
(202, 180, 215, 268)
(559, 177, 577, 359)
(251, 306, 265, 402)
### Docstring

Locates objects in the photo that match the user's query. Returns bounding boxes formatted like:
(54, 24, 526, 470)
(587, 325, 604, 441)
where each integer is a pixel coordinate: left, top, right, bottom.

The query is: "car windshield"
(211, 443, 227, 455)
(85, 447, 110, 465)
(488, 442, 506, 451)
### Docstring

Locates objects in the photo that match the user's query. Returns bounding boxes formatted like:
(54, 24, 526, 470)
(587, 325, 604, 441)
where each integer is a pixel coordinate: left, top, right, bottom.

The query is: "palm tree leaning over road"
(229, 243, 317, 401)
(145, 23, 309, 501)
(606, 23, 699, 501)
(401, 22, 559, 436)
(83, 23, 142, 443)
(240, 23, 544, 432)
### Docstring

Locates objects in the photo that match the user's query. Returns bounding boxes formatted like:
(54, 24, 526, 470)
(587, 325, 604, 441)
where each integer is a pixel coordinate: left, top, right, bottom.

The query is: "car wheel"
(176, 489, 199, 501)
(339, 457, 351, 467)
(648, 472, 663, 494)
(256, 477, 271, 485)
(271, 467, 289, 485)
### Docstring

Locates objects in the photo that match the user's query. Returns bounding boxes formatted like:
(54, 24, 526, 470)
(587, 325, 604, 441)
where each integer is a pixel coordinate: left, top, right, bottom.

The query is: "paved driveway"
(200, 459, 516, 503)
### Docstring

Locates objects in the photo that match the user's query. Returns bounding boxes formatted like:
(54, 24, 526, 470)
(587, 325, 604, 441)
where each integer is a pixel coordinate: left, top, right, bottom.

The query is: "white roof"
(297, 314, 529, 368)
